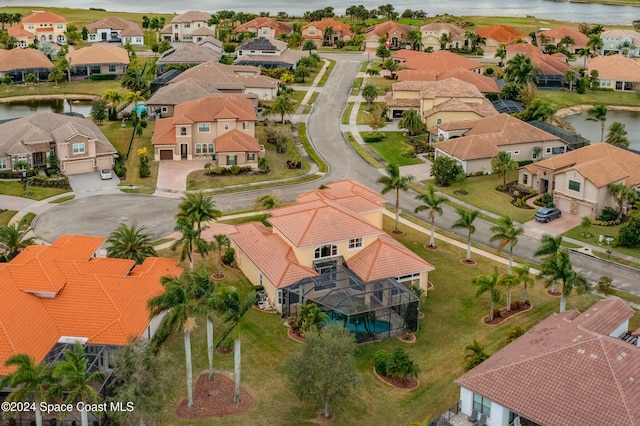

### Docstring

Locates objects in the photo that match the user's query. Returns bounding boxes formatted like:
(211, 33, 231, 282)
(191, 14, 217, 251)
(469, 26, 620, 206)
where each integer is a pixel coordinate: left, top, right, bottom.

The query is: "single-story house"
(301, 18, 353, 48)
(420, 23, 468, 52)
(456, 297, 640, 426)
(0, 48, 53, 83)
(234, 37, 301, 70)
(392, 49, 484, 75)
(537, 26, 588, 54)
(86, 16, 144, 45)
(155, 38, 223, 72)
(0, 113, 117, 175)
(587, 54, 640, 91)
(519, 143, 640, 218)
(505, 43, 574, 88)
(233, 17, 292, 39)
(364, 21, 410, 51)
(66, 45, 130, 80)
(432, 113, 566, 174)
(475, 24, 528, 57)
(395, 67, 499, 94)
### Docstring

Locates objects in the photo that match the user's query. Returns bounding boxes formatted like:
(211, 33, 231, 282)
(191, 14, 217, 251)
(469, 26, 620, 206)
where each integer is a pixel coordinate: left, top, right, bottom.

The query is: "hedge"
(0, 169, 37, 179)
(363, 135, 383, 143)
(90, 74, 117, 81)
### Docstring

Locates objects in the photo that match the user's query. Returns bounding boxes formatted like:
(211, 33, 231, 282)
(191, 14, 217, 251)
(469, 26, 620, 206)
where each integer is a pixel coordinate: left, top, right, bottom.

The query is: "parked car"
(100, 169, 113, 180)
(535, 207, 561, 223)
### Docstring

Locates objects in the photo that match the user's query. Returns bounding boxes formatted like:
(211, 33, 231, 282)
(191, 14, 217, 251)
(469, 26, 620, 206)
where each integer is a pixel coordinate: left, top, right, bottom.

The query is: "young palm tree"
(586, 103, 608, 142)
(0, 354, 53, 426)
(211, 234, 231, 279)
(512, 264, 535, 304)
(489, 215, 524, 273)
(472, 267, 501, 321)
(47, 66, 65, 87)
(609, 183, 637, 219)
(271, 94, 295, 124)
(52, 344, 105, 426)
(498, 273, 519, 312)
(606, 122, 630, 149)
(361, 83, 379, 111)
(464, 339, 489, 371)
(377, 163, 414, 233)
(0, 223, 35, 261)
(399, 109, 425, 136)
(213, 286, 257, 403)
(538, 249, 589, 312)
(172, 216, 209, 271)
(452, 209, 480, 263)
(106, 222, 157, 264)
(148, 274, 200, 407)
(177, 192, 221, 232)
(255, 193, 279, 215)
(414, 185, 449, 248)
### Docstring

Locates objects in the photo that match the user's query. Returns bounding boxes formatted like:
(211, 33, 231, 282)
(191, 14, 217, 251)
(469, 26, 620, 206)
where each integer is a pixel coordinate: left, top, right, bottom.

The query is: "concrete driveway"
(523, 212, 582, 240)
(68, 171, 120, 193)
(155, 159, 209, 198)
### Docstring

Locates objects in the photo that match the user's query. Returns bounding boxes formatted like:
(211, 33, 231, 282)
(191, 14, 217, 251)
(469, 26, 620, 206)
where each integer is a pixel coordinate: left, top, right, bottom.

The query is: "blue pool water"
(325, 310, 390, 333)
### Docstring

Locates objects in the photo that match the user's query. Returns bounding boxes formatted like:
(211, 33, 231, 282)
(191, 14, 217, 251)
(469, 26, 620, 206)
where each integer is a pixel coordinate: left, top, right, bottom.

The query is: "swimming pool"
(325, 310, 391, 334)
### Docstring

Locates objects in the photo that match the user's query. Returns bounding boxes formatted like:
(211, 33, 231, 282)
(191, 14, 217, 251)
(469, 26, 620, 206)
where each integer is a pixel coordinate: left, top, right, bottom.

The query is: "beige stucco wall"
(424, 111, 482, 129)
(275, 234, 381, 269)
(359, 210, 383, 229)
(233, 243, 279, 310)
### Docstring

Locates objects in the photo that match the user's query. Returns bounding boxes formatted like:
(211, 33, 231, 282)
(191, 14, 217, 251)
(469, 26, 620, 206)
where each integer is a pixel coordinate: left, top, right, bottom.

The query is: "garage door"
(160, 150, 173, 160)
(556, 197, 571, 214)
(96, 157, 113, 170)
(63, 160, 94, 175)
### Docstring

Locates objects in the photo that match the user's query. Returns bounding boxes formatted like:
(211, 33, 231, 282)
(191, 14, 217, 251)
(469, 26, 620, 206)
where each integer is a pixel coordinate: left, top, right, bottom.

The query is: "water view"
(562, 110, 640, 151)
(0, 98, 93, 121)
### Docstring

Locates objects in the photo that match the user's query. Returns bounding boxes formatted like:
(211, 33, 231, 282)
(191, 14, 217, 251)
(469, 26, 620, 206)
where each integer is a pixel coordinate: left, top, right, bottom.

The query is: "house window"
(552, 146, 565, 154)
(247, 153, 255, 161)
(72, 143, 85, 154)
(108, 65, 116, 72)
(262, 28, 270, 35)
(57, 24, 63, 30)
(195, 144, 202, 154)
(436, 118, 443, 124)
(545, 147, 552, 154)
(224, 123, 230, 131)
(174, 24, 179, 29)
(396, 273, 420, 287)
(161, 107, 168, 113)
(28, 24, 34, 30)
(348, 237, 363, 249)
(0, 158, 7, 169)
(89, 34, 96, 40)
(180, 127, 187, 136)
(277, 289, 283, 305)
(208, 144, 215, 153)
(243, 121, 250, 129)
(522, 174, 528, 185)
(227, 155, 237, 166)
(198, 123, 210, 133)
(309, 28, 316, 35)
(569, 180, 581, 192)
(184, 23, 190, 28)
(473, 394, 491, 417)
(314, 244, 338, 259)
(513, 150, 520, 155)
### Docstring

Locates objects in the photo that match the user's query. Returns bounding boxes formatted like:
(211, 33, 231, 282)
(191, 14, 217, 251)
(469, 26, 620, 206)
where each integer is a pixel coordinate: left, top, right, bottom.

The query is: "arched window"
(314, 244, 338, 259)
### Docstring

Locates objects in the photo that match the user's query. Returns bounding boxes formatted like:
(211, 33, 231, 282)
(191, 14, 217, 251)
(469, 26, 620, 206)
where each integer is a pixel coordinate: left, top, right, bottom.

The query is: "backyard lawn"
(539, 89, 640, 110)
(0, 80, 121, 100)
(153, 216, 602, 425)
(365, 132, 424, 166)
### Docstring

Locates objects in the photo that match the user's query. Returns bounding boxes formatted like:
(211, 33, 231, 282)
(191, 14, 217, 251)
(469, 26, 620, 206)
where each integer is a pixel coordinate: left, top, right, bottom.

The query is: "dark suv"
(535, 207, 562, 223)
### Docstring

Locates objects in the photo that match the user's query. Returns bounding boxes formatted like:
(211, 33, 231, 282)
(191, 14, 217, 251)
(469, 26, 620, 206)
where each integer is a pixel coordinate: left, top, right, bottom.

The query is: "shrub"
(113, 163, 126, 178)
(363, 134, 382, 143)
(89, 73, 117, 81)
(138, 154, 150, 178)
(287, 315, 302, 335)
(374, 350, 393, 376)
(212, 167, 225, 175)
(492, 309, 502, 319)
(599, 206, 618, 222)
(616, 217, 640, 248)
(592, 219, 621, 226)
(535, 193, 554, 207)
(258, 157, 269, 171)
(222, 247, 235, 265)
(230, 165, 241, 175)
(510, 301, 522, 311)
(518, 160, 533, 167)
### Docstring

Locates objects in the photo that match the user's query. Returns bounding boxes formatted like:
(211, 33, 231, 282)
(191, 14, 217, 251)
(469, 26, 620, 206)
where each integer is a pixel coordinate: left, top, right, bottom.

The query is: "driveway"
(155, 159, 209, 198)
(523, 212, 582, 239)
(68, 171, 120, 193)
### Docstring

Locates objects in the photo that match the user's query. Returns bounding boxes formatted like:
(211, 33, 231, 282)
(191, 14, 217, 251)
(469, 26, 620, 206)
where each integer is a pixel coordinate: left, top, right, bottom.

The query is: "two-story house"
(364, 21, 410, 51)
(233, 17, 292, 39)
(301, 18, 353, 47)
(537, 26, 588, 54)
(601, 29, 640, 56)
(151, 95, 264, 167)
(420, 23, 468, 52)
(161, 10, 215, 42)
(234, 37, 301, 69)
(475, 24, 528, 57)
(66, 45, 130, 80)
(16, 11, 67, 45)
(86, 17, 144, 45)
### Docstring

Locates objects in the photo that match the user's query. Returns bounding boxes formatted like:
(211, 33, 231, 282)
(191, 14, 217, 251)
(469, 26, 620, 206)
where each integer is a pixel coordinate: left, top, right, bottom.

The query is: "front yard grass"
(0, 182, 69, 200)
(186, 124, 308, 190)
(0, 210, 16, 225)
(342, 102, 354, 125)
(357, 102, 386, 125)
(365, 132, 424, 166)
(562, 220, 640, 260)
(153, 217, 602, 425)
(317, 59, 336, 87)
(367, 76, 394, 94)
(431, 171, 537, 224)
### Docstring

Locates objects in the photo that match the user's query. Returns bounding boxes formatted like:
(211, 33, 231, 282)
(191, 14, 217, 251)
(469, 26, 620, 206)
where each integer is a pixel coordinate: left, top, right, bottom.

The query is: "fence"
(430, 400, 462, 426)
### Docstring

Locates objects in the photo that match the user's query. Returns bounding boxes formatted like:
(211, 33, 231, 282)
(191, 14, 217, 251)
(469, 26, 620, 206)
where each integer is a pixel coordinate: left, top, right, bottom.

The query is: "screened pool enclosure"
(282, 265, 420, 342)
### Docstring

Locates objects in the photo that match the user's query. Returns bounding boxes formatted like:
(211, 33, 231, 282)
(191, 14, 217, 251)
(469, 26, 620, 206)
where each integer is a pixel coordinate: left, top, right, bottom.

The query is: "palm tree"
(213, 286, 257, 403)
(406, 29, 422, 51)
(148, 273, 200, 407)
(538, 249, 589, 312)
(187, 268, 217, 382)
(106, 222, 157, 264)
(377, 163, 415, 233)
(52, 344, 105, 426)
(439, 33, 452, 50)
(609, 183, 637, 219)
(452, 209, 480, 263)
(504, 54, 540, 85)
(47, 65, 65, 87)
(102, 88, 123, 108)
(172, 216, 209, 271)
(563, 69, 576, 92)
(324, 26, 334, 47)
(494, 43, 507, 66)
(177, 192, 221, 232)
(472, 267, 501, 321)
(586, 103, 608, 142)
(271, 94, 295, 124)
(586, 33, 603, 56)
(534, 234, 563, 259)
(0, 223, 35, 262)
(512, 264, 535, 304)
(211, 234, 231, 279)
(361, 83, 379, 110)
(124, 90, 145, 106)
(489, 215, 524, 273)
(498, 272, 519, 312)
(399, 109, 425, 136)
(255, 193, 279, 215)
(606, 122, 630, 149)
(464, 339, 489, 371)
(121, 67, 148, 92)
(414, 185, 449, 248)
(0, 354, 53, 426)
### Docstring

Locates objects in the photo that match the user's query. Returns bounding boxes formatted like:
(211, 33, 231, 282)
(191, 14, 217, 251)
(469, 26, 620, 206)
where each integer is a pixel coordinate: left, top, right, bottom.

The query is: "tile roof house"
(19, 11, 67, 45)
(396, 68, 499, 93)
(228, 179, 435, 328)
(456, 297, 640, 426)
(519, 143, 640, 218)
(66, 45, 130, 80)
(602, 29, 640, 57)
(505, 44, 573, 88)
(156, 39, 223, 72)
(0, 234, 182, 377)
(7, 24, 34, 48)
(147, 61, 278, 117)
(364, 21, 410, 51)
(86, 16, 144, 45)
(385, 77, 498, 127)
(392, 49, 484, 75)
(432, 113, 566, 175)
(419, 23, 468, 52)
(475, 24, 528, 57)
(537, 26, 589, 54)
(0, 113, 117, 174)
(233, 17, 292, 39)
(151, 94, 264, 166)
(160, 10, 215, 42)
(301, 18, 353, 48)
(587, 54, 640, 91)
(0, 48, 53, 84)
(234, 37, 302, 70)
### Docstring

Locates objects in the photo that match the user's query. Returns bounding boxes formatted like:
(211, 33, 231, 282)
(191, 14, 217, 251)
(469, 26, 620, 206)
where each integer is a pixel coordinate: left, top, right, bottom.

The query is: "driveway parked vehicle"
(535, 207, 562, 223)
(100, 169, 113, 180)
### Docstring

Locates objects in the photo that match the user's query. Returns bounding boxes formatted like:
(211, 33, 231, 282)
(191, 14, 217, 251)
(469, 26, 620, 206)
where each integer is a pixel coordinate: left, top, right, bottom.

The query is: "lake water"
(562, 110, 640, 151)
(3, 0, 639, 25)
(0, 99, 93, 121)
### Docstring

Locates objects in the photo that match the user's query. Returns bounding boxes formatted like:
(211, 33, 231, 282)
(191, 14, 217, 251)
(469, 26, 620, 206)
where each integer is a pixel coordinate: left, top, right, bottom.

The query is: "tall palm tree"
(187, 268, 217, 382)
(0, 223, 35, 262)
(563, 69, 576, 92)
(271, 94, 295, 124)
(255, 193, 279, 215)
(494, 43, 507, 66)
(504, 54, 540, 85)
(211, 234, 231, 278)
(361, 83, 379, 110)
(609, 183, 637, 218)
(106, 222, 157, 264)
(52, 344, 105, 426)
(534, 234, 563, 259)
(0, 354, 53, 426)
(399, 109, 425, 136)
(177, 192, 221, 232)
(213, 286, 257, 403)
(606, 122, 630, 149)
(148, 274, 199, 407)
(452, 209, 480, 263)
(172, 216, 209, 271)
(472, 267, 501, 321)
(586, 103, 607, 142)
(489, 215, 524, 273)
(102, 88, 123, 108)
(586, 33, 603, 56)
(377, 163, 415, 233)
(406, 29, 422, 51)
(414, 185, 449, 248)
(498, 273, 519, 312)
(538, 249, 589, 312)
(438, 33, 452, 50)
(512, 264, 535, 304)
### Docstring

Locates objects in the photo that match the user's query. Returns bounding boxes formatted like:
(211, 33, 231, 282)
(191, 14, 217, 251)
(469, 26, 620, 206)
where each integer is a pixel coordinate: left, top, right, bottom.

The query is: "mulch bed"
(546, 290, 562, 297)
(398, 332, 416, 343)
(310, 409, 336, 424)
(373, 367, 420, 390)
(391, 230, 405, 235)
(454, 190, 469, 196)
(211, 273, 226, 280)
(287, 328, 305, 343)
(424, 244, 439, 250)
(176, 372, 253, 419)
(216, 347, 233, 355)
(482, 303, 533, 326)
(460, 259, 477, 265)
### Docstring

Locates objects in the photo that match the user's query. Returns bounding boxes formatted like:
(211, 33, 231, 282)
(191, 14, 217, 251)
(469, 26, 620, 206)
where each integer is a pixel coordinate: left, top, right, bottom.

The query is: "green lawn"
(342, 102, 354, 125)
(298, 123, 328, 173)
(317, 59, 336, 87)
(431, 171, 537, 224)
(539, 90, 640, 110)
(365, 132, 424, 166)
(49, 195, 76, 204)
(357, 102, 386, 125)
(351, 77, 363, 95)
(0, 181, 69, 200)
(562, 220, 640, 259)
(344, 131, 384, 169)
(290, 90, 306, 106)
(0, 210, 16, 226)
(153, 216, 602, 425)
(0, 80, 123, 100)
(367, 76, 395, 94)
(302, 92, 320, 113)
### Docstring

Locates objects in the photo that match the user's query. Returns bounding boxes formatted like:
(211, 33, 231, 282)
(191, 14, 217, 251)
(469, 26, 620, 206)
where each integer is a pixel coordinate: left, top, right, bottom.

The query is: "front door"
(180, 144, 188, 158)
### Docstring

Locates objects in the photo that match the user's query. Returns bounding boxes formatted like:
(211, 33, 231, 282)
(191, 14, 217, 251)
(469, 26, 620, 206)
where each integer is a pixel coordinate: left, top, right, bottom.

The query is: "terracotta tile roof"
(268, 199, 383, 247)
(171, 10, 212, 23)
(365, 21, 409, 39)
(475, 24, 526, 43)
(424, 97, 497, 119)
(538, 26, 589, 46)
(191, 27, 216, 37)
(588, 54, 640, 82)
(506, 44, 572, 76)
(302, 18, 353, 37)
(417, 77, 485, 99)
(397, 68, 499, 93)
(172, 95, 256, 123)
(384, 94, 420, 108)
(0, 48, 53, 72)
(150, 118, 176, 146)
(234, 17, 292, 37)
(346, 234, 434, 281)
(419, 23, 466, 40)
(66, 45, 130, 66)
(456, 298, 640, 426)
(215, 129, 260, 152)
(86, 17, 143, 37)
(22, 11, 66, 24)
(296, 179, 386, 214)
(525, 143, 640, 188)
(8, 25, 32, 37)
(0, 235, 182, 375)
(230, 222, 317, 288)
(392, 50, 483, 73)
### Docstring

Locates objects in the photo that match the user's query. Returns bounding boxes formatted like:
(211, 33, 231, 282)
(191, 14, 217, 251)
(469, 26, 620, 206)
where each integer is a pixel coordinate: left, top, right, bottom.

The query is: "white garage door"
(63, 160, 94, 175)
(556, 196, 571, 214)
(96, 156, 113, 170)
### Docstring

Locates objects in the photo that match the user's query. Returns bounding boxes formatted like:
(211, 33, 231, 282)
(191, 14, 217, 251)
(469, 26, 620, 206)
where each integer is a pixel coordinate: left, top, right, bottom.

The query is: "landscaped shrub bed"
(484, 301, 532, 325)
(0, 169, 37, 179)
(207, 166, 255, 176)
(29, 175, 70, 189)
(498, 182, 535, 209)
(90, 73, 117, 81)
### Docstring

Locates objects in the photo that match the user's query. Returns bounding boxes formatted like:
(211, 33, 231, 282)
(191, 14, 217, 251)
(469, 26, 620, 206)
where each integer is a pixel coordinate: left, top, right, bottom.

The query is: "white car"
(100, 169, 113, 180)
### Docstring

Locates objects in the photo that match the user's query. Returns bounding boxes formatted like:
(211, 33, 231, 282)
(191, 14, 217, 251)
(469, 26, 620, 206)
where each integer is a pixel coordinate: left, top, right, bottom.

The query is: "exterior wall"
(96, 156, 113, 170)
(459, 387, 511, 426)
(233, 242, 279, 309)
(424, 111, 482, 129)
(171, 21, 215, 42)
(464, 157, 493, 175)
(122, 35, 144, 45)
(359, 210, 383, 229)
(23, 21, 67, 44)
(244, 86, 277, 101)
(610, 319, 629, 338)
